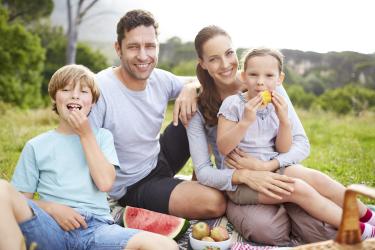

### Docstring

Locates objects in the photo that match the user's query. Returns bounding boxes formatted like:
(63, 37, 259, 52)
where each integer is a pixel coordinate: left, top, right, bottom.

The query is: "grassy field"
(1, 106, 374, 203)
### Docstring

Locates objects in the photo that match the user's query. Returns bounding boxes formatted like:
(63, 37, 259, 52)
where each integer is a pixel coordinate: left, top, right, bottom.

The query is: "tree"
(65, 0, 99, 64)
(2, 0, 53, 23)
(0, 6, 45, 108)
(32, 21, 107, 101)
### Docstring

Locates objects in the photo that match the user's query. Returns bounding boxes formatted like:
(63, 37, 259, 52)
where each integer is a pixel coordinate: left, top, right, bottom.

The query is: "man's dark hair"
(117, 9, 159, 45)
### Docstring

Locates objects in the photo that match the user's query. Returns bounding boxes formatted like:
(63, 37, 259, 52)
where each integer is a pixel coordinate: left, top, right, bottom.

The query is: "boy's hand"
(67, 110, 92, 137)
(243, 95, 262, 124)
(272, 91, 289, 124)
(45, 203, 87, 231)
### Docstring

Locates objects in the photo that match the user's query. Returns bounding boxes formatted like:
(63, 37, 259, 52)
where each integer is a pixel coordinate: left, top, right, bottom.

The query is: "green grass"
(1, 106, 374, 203)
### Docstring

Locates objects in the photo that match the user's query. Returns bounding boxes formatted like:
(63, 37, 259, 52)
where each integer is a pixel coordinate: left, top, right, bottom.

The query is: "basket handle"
(336, 184, 375, 244)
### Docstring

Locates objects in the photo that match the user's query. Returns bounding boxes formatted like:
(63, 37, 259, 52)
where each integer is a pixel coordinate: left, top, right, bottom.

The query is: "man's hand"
(173, 84, 198, 127)
(233, 169, 295, 200)
(43, 202, 87, 231)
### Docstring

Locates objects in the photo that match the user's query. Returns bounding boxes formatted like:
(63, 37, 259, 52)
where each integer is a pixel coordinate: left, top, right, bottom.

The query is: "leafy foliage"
(284, 84, 316, 109)
(0, 6, 45, 108)
(32, 21, 108, 103)
(316, 85, 375, 115)
(3, 0, 53, 23)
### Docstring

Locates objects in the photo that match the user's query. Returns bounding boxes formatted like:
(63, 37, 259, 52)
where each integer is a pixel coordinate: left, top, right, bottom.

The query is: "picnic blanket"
(110, 201, 291, 250)
(109, 196, 375, 250)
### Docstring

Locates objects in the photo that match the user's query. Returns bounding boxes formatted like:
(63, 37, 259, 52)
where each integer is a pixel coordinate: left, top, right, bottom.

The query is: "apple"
(210, 226, 229, 241)
(260, 90, 272, 105)
(192, 221, 210, 240)
(201, 236, 215, 242)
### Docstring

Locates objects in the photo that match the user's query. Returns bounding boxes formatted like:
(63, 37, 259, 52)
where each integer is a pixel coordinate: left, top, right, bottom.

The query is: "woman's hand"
(232, 169, 295, 200)
(225, 148, 279, 172)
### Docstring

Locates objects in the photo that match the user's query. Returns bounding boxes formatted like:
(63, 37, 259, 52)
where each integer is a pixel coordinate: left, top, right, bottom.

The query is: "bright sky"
(53, 0, 375, 54)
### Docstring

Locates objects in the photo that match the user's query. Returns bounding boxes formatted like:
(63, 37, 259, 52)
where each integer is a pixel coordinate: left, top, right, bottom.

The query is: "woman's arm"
(187, 111, 236, 191)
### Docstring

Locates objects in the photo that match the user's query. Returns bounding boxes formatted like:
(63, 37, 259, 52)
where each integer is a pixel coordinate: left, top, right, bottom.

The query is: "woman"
(187, 25, 336, 245)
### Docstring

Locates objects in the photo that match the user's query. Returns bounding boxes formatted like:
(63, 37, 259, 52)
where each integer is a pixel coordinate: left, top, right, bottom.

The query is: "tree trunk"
(65, 0, 99, 65)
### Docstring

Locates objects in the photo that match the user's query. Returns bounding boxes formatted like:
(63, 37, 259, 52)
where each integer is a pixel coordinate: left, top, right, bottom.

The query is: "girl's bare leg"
(259, 178, 342, 228)
(284, 165, 368, 216)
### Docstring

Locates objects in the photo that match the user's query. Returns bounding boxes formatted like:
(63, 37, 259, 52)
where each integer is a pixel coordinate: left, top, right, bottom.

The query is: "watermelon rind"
(123, 206, 190, 240)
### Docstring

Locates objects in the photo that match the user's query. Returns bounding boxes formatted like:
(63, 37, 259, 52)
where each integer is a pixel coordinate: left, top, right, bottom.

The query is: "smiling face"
(55, 81, 93, 121)
(199, 34, 238, 87)
(242, 54, 284, 99)
(115, 25, 158, 86)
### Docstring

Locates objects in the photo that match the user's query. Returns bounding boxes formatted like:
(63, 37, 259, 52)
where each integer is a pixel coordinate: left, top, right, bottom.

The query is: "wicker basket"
(292, 184, 375, 250)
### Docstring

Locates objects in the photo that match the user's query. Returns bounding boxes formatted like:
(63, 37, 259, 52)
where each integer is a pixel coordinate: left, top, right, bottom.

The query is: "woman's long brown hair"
(194, 26, 230, 126)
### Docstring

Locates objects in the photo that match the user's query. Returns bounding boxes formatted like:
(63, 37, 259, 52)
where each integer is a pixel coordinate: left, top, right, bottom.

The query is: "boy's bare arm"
(20, 192, 88, 231)
(68, 110, 116, 192)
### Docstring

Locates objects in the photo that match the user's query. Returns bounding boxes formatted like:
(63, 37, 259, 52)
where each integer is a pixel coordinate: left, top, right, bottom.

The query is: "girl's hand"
(226, 148, 266, 171)
(243, 95, 262, 124)
(272, 91, 289, 124)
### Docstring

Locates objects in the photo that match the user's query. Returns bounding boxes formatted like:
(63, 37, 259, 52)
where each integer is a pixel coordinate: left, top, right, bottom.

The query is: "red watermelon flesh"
(123, 206, 189, 240)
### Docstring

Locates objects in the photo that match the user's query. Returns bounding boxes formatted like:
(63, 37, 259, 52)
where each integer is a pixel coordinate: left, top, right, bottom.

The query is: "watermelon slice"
(123, 206, 189, 240)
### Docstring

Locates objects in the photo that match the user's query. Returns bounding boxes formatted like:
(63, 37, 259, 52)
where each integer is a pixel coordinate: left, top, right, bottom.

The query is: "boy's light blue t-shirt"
(11, 128, 119, 218)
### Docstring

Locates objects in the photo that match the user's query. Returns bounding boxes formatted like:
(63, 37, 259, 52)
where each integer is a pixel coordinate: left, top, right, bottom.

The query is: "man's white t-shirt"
(90, 67, 183, 199)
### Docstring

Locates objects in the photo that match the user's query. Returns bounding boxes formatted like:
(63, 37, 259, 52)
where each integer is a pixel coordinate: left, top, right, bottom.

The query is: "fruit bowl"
(189, 233, 232, 250)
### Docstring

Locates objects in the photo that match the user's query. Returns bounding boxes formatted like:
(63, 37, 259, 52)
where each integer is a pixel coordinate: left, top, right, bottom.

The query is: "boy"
(0, 64, 178, 250)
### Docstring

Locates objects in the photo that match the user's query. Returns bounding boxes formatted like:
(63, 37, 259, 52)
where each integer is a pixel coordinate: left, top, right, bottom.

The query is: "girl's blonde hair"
(241, 47, 284, 73)
(48, 64, 100, 114)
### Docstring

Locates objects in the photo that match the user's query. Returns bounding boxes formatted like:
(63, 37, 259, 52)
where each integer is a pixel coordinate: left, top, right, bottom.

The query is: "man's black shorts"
(118, 121, 190, 214)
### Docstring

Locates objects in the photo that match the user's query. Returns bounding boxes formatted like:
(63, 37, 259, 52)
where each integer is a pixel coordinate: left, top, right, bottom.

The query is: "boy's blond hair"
(48, 64, 100, 114)
(241, 47, 284, 73)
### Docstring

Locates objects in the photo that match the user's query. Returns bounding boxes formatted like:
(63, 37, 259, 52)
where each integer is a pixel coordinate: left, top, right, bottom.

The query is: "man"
(89, 9, 226, 219)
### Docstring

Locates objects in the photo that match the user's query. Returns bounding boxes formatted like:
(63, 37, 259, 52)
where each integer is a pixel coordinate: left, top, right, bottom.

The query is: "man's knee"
(206, 191, 226, 217)
(226, 202, 291, 246)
